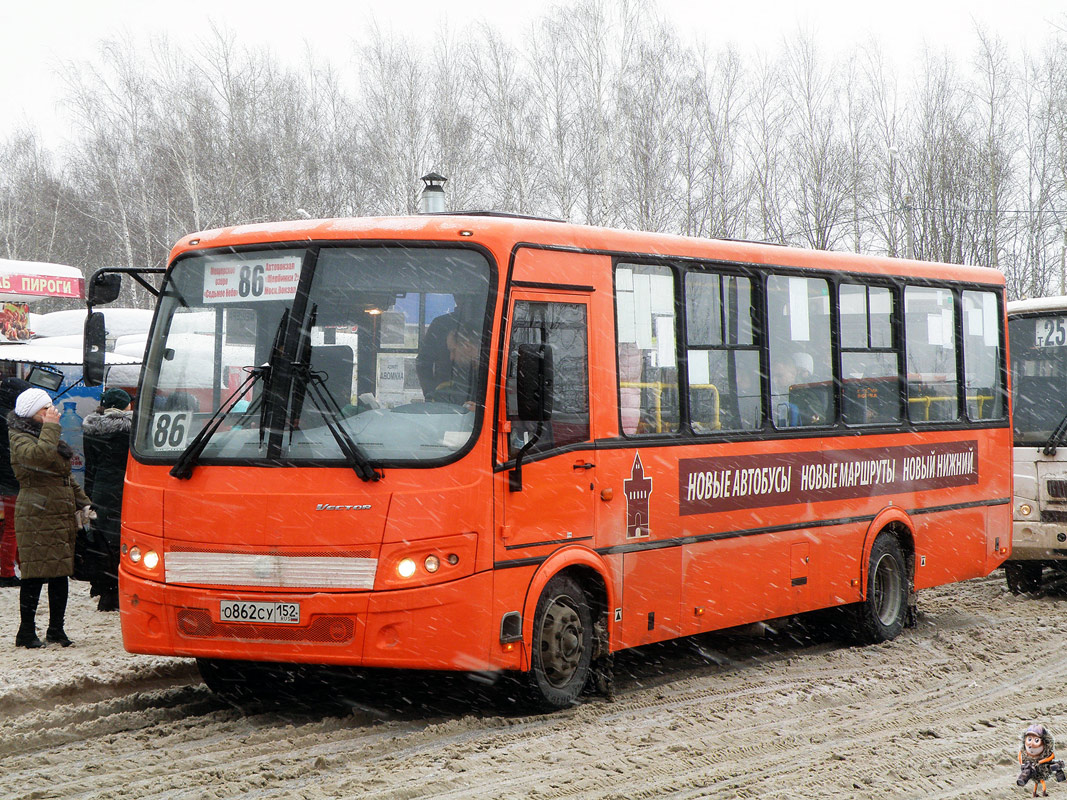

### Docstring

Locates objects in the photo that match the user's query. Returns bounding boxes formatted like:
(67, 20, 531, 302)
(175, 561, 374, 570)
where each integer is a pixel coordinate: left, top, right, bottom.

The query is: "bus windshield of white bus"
(1010, 313, 1067, 446)
(133, 245, 491, 465)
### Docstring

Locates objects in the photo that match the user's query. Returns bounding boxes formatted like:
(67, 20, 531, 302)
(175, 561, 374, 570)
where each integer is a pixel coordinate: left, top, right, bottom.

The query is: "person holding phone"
(8, 388, 92, 648)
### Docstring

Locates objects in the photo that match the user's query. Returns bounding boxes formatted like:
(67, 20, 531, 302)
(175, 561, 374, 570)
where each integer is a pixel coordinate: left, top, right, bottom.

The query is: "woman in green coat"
(9, 388, 92, 648)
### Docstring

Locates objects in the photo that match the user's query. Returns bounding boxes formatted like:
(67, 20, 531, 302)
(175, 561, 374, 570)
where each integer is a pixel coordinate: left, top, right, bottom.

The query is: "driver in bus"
(426, 324, 479, 410)
(416, 295, 480, 400)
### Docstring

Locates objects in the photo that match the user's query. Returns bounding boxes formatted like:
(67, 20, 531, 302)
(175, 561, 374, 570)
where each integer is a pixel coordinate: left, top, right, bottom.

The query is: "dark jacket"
(416, 312, 460, 398)
(9, 413, 92, 579)
(82, 408, 131, 544)
(0, 377, 30, 496)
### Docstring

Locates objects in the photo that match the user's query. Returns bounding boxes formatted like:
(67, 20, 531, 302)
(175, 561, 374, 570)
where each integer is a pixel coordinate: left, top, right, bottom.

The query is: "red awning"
(0, 259, 84, 302)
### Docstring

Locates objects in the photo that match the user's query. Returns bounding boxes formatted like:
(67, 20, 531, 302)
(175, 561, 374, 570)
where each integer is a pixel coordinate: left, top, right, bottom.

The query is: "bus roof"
(169, 214, 1006, 286)
(1008, 296, 1067, 315)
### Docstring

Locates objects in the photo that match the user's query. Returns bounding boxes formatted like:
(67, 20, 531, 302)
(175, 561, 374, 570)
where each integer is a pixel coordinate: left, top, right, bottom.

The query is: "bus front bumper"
(118, 568, 503, 671)
(1011, 520, 1067, 562)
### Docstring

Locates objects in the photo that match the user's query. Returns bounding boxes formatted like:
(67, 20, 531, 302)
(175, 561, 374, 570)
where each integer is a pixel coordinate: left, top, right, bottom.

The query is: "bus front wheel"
(528, 574, 593, 709)
(853, 534, 908, 644)
(1005, 562, 1043, 595)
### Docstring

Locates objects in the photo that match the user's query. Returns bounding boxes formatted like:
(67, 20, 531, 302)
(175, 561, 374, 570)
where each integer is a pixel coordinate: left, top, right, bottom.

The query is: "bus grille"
(175, 608, 356, 644)
(164, 551, 377, 589)
(1049, 480, 1067, 500)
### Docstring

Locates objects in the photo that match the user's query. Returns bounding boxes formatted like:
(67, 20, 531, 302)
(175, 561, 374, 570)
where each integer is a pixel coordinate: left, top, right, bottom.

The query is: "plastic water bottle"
(60, 402, 85, 484)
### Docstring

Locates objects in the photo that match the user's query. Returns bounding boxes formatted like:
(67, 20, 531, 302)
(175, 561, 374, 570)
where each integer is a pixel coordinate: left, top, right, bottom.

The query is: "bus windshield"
(133, 245, 491, 465)
(1010, 313, 1067, 446)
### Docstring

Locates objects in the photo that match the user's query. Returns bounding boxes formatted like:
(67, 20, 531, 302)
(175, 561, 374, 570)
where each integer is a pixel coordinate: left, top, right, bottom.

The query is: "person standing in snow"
(0, 376, 30, 587)
(81, 388, 132, 612)
(9, 388, 93, 648)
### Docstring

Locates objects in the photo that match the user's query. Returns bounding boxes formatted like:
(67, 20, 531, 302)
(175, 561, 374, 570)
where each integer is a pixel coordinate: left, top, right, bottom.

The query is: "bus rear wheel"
(1005, 562, 1043, 595)
(853, 534, 908, 644)
(528, 575, 593, 709)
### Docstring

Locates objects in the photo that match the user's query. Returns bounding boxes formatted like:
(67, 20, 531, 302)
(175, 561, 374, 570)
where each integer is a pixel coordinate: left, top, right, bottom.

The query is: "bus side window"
(766, 275, 833, 428)
(616, 264, 679, 435)
(506, 300, 590, 457)
(839, 284, 901, 425)
(905, 286, 959, 422)
(962, 290, 1004, 421)
(684, 271, 760, 432)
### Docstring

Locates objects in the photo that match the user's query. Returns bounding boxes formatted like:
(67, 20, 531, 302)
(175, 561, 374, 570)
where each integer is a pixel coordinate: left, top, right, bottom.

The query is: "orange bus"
(83, 214, 1011, 708)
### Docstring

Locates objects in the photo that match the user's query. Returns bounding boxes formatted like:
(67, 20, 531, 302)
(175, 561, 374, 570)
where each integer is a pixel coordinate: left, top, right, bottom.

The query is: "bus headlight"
(142, 550, 160, 570)
(129, 546, 142, 564)
(375, 532, 478, 590)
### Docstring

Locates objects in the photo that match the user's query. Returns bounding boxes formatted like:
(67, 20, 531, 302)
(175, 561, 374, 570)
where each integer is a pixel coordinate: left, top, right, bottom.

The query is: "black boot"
(45, 627, 73, 647)
(97, 581, 119, 612)
(15, 629, 44, 648)
(16, 578, 44, 648)
(45, 577, 72, 646)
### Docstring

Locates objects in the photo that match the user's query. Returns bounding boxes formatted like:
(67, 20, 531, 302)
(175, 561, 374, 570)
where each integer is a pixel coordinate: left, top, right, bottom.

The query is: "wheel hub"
(540, 600, 584, 688)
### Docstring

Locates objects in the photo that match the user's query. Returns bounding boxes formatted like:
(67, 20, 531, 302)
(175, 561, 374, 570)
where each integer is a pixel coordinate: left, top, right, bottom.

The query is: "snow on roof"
(1008, 296, 1067, 315)
(29, 308, 153, 338)
(0, 258, 84, 302)
(0, 343, 140, 366)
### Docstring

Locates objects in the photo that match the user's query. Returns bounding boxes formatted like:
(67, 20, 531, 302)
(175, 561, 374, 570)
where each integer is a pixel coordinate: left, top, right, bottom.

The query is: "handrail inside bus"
(621, 380, 720, 433)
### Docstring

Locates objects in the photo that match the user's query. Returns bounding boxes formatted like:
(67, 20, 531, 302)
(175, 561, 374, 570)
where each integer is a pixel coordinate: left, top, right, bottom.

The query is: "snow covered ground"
(0, 574, 1060, 799)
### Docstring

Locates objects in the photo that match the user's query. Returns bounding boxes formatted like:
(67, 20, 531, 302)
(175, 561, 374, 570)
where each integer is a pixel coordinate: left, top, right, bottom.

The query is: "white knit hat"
(15, 388, 53, 418)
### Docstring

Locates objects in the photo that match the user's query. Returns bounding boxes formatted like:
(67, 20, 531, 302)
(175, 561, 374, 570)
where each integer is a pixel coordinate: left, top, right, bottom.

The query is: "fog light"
(397, 558, 416, 578)
(129, 546, 142, 564)
(142, 550, 159, 570)
(424, 555, 440, 573)
(1019, 503, 1033, 517)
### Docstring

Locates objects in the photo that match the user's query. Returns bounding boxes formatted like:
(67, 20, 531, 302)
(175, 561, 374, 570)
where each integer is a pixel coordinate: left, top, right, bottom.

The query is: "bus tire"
(853, 534, 908, 644)
(528, 574, 593, 709)
(1005, 562, 1043, 595)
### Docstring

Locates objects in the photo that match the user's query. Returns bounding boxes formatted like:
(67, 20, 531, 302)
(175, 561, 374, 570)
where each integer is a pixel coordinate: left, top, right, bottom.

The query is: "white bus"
(1008, 296, 1067, 592)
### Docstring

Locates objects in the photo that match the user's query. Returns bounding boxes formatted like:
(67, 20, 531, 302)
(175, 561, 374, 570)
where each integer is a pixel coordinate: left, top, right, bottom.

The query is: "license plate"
(219, 600, 301, 625)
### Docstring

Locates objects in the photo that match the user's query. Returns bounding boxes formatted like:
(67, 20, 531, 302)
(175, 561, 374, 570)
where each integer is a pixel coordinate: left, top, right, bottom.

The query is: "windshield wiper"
(170, 364, 270, 479)
(289, 304, 381, 482)
(295, 364, 382, 482)
(1043, 410, 1067, 455)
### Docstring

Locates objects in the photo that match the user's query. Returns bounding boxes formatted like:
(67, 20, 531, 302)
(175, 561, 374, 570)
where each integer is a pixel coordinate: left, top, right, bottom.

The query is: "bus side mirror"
(83, 311, 107, 387)
(88, 272, 122, 306)
(516, 343, 554, 421)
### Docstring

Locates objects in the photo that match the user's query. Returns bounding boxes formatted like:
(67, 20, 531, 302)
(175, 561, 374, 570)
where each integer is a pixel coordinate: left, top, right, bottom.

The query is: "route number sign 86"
(150, 411, 192, 451)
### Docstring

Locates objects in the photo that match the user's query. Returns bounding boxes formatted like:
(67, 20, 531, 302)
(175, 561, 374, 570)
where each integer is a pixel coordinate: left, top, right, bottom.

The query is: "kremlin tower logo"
(624, 453, 652, 538)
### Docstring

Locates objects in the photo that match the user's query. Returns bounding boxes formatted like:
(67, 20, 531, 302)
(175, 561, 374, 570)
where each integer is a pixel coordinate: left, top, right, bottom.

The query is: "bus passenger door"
(499, 293, 597, 553)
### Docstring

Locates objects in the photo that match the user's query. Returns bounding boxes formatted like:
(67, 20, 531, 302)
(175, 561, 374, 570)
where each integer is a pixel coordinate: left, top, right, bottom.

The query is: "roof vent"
(419, 172, 447, 214)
